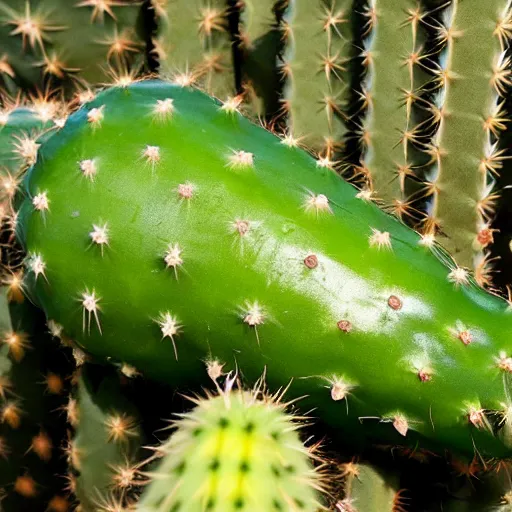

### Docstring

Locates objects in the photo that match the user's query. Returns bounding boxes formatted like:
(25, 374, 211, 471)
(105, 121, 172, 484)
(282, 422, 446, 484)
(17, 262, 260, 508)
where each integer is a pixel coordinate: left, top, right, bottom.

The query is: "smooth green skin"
(430, 0, 507, 267)
(0, 0, 145, 95)
(157, 0, 236, 99)
(16, 80, 512, 459)
(341, 463, 401, 512)
(137, 390, 321, 512)
(72, 363, 143, 511)
(0, 287, 71, 511)
(359, 0, 430, 204)
(285, 0, 351, 153)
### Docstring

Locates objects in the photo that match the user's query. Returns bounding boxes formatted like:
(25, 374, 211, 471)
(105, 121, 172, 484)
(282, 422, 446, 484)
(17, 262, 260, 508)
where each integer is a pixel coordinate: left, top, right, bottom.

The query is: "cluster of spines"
(0, 0, 145, 97)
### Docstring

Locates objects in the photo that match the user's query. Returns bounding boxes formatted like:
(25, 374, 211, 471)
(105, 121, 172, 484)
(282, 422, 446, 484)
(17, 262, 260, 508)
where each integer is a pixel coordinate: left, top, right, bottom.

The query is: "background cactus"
(0, 286, 72, 511)
(69, 362, 144, 511)
(0, 0, 147, 97)
(154, 0, 237, 98)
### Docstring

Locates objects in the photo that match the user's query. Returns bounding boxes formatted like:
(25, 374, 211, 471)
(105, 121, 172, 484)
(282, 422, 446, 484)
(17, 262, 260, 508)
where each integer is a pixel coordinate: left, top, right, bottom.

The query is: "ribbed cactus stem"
(425, 0, 511, 273)
(155, 0, 236, 98)
(283, 0, 352, 156)
(357, 0, 429, 212)
(70, 364, 144, 511)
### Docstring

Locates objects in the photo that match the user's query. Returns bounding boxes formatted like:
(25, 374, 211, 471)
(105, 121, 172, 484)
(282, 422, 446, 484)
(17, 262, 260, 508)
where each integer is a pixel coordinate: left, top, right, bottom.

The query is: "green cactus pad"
(16, 78, 512, 460)
(70, 363, 143, 511)
(136, 375, 325, 511)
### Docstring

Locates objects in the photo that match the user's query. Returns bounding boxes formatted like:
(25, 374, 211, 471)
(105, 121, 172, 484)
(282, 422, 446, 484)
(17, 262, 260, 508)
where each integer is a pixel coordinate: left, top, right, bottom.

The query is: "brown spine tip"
(304, 254, 318, 269)
(476, 228, 494, 247)
(458, 330, 472, 346)
(418, 369, 432, 382)
(337, 320, 352, 333)
(388, 295, 402, 310)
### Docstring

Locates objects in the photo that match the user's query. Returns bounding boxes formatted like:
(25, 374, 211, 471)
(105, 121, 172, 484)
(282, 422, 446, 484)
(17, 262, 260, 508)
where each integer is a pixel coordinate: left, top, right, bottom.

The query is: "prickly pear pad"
(16, 79, 512, 458)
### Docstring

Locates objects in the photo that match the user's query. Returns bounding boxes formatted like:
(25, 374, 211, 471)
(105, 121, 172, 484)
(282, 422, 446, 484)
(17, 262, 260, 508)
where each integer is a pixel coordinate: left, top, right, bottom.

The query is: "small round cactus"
(136, 372, 327, 512)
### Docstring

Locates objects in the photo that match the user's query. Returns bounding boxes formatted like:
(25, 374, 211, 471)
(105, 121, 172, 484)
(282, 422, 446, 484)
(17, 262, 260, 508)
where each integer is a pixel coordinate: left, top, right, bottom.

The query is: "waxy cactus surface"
(15, 78, 512, 461)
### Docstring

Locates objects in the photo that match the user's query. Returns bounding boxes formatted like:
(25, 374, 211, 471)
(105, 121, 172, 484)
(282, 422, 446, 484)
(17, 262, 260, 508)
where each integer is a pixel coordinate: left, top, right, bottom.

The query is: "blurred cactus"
(0, 0, 147, 97)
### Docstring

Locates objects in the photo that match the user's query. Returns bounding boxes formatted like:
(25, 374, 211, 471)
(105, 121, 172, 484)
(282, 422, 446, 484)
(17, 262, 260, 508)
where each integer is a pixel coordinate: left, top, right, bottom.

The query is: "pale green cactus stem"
(155, 0, 237, 99)
(0, 0, 146, 96)
(335, 460, 406, 512)
(238, 0, 285, 118)
(70, 363, 144, 511)
(282, 0, 352, 157)
(422, 0, 511, 275)
(355, 0, 431, 216)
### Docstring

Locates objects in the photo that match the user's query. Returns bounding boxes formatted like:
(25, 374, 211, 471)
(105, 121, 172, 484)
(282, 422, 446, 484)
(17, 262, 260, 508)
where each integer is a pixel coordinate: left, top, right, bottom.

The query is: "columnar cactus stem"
(282, 0, 352, 156)
(238, 0, 286, 118)
(154, 0, 236, 98)
(136, 373, 326, 511)
(423, 0, 511, 272)
(356, 0, 430, 215)
(70, 363, 144, 511)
